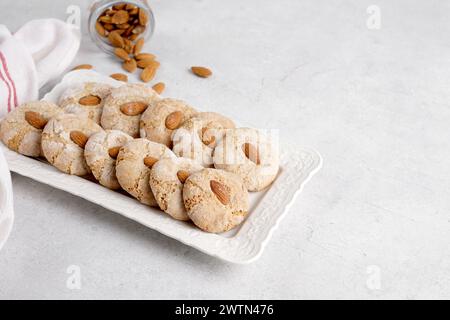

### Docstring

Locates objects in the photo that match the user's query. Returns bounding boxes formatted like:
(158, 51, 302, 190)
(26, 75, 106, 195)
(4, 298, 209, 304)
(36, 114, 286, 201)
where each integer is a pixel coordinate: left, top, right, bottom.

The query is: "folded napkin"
(0, 19, 81, 251)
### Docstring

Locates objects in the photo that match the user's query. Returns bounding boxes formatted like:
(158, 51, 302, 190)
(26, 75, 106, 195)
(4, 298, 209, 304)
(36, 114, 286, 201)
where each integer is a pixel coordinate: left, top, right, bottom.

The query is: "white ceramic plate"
(2, 70, 322, 264)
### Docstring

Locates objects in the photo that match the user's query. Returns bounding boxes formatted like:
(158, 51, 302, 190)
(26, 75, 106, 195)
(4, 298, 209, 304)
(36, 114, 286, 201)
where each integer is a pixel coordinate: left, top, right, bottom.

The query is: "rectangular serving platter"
(2, 70, 322, 264)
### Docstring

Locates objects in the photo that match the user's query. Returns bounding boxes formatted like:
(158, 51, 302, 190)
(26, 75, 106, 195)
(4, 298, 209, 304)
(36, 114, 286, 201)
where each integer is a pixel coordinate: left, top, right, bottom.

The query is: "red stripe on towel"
(0, 51, 18, 110)
(0, 64, 11, 112)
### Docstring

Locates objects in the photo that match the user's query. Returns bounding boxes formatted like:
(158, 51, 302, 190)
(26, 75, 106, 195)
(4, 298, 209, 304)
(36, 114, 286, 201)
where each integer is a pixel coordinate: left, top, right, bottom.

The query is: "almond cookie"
(0, 101, 63, 157)
(140, 98, 198, 147)
(172, 112, 236, 167)
(116, 139, 176, 206)
(41, 114, 104, 176)
(59, 82, 113, 124)
(150, 157, 203, 221)
(84, 130, 133, 190)
(101, 84, 160, 138)
(183, 168, 249, 233)
(213, 128, 280, 192)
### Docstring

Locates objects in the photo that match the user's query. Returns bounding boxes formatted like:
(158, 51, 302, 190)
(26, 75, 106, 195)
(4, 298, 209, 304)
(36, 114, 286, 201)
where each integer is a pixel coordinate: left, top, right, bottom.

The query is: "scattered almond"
(177, 170, 190, 184)
(135, 53, 155, 60)
(112, 10, 129, 24)
(70, 131, 88, 149)
(122, 58, 137, 73)
(110, 73, 128, 82)
(210, 180, 230, 205)
(165, 111, 183, 130)
(72, 64, 93, 71)
(134, 38, 144, 55)
(24, 111, 47, 130)
(137, 59, 159, 69)
(108, 146, 121, 159)
(152, 82, 165, 94)
(120, 102, 148, 116)
(143, 156, 158, 168)
(79, 95, 101, 106)
(191, 66, 212, 78)
(114, 48, 131, 61)
(141, 65, 157, 82)
(242, 143, 260, 165)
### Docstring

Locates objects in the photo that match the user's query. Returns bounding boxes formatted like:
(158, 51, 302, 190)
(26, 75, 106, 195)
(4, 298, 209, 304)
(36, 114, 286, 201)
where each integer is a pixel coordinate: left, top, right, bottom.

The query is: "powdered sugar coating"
(59, 82, 113, 124)
(41, 114, 103, 176)
(0, 101, 63, 157)
(213, 128, 280, 191)
(140, 98, 198, 147)
(150, 157, 203, 221)
(172, 112, 235, 167)
(116, 138, 176, 206)
(84, 130, 133, 190)
(101, 84, 160, 137)
(183, 168, 249, 233)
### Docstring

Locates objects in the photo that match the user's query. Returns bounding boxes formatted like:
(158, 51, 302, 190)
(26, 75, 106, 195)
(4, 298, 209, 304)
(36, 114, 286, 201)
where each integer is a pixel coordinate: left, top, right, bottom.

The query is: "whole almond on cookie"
(242, 142, 260, 165)
(108, 146, 121, 159)
(70, 131, 88, 149)
(25, 111, 48, 130)
(143, 156, 158, 168)
(120, 102, 148, 116)
(165, 111, 183, 130)
(79, 95, 101, 106)
(210, 180, 230, 205)
(177, 170, 190, 184)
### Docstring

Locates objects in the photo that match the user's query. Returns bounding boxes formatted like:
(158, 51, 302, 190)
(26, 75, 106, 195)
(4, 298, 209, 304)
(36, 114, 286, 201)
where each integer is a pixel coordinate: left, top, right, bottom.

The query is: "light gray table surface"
(0, 0, 449, 299)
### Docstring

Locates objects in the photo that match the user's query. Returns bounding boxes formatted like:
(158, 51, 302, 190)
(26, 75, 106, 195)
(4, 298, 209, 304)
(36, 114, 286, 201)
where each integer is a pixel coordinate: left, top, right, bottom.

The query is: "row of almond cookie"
(0, 102, 249, 233)
(58, 82, 279, 192)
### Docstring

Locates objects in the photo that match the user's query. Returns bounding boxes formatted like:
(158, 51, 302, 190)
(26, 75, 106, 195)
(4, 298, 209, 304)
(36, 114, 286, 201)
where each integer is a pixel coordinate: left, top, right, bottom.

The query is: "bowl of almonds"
(88, 0, 155, 55)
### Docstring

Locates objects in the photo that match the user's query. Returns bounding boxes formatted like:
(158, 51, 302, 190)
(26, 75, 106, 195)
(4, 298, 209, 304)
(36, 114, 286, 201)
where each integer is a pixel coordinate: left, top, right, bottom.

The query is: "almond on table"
(191, 66, 212, 78)
(114, 48, 131, 61)
(72, 64, 93, 71)
(122, 58, 137, 73)
(110, 73, 128, 82)
(152, 82, 165, 94)
(141, 65, 158, 82)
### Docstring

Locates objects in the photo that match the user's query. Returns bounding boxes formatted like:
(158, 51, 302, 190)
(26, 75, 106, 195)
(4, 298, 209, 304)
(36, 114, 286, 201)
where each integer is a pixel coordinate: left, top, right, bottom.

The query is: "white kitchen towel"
(0, 19, 80, 251)
(0, 18, 81, 118)
(0, 148, 14, 251)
